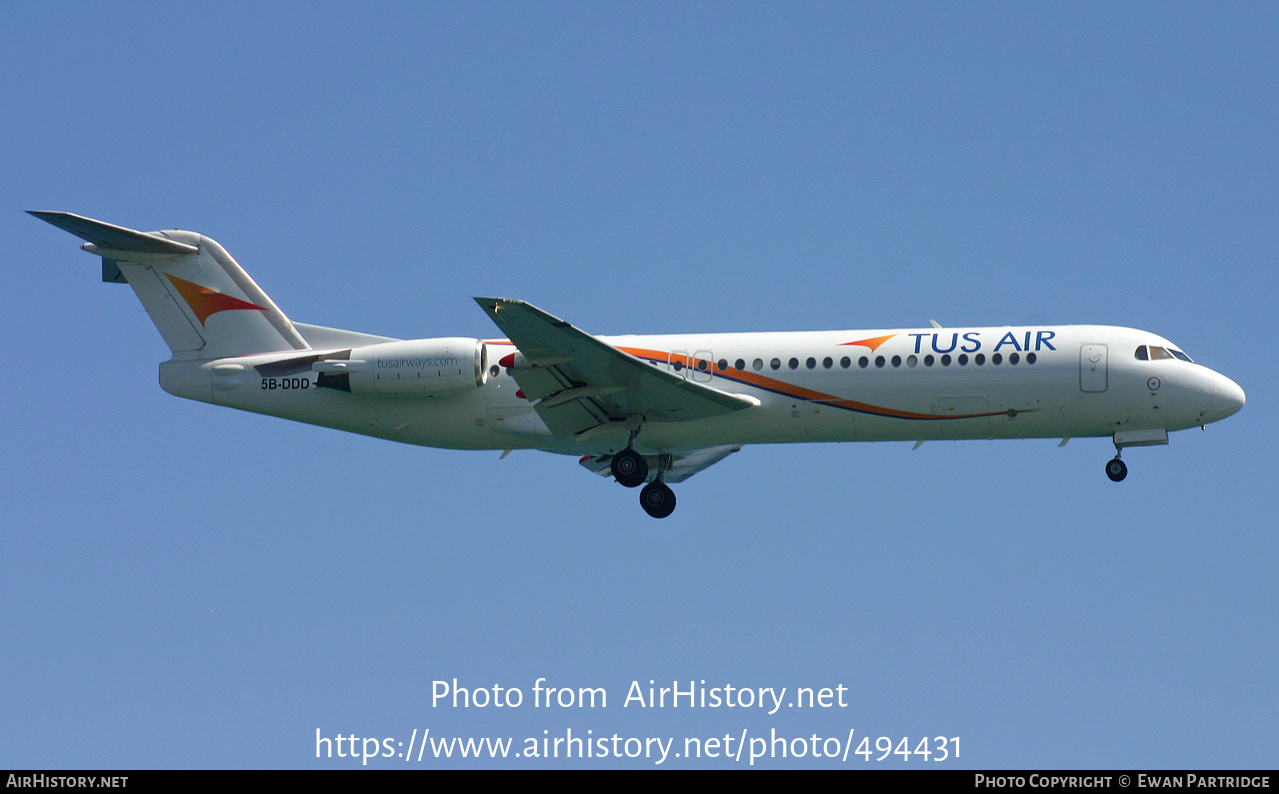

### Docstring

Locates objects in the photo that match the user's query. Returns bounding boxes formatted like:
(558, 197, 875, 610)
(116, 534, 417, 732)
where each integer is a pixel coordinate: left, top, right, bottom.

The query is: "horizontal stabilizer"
(35, 211, 308, 357)
(28, 211, 197, 255)
(293, 322, 400, 348)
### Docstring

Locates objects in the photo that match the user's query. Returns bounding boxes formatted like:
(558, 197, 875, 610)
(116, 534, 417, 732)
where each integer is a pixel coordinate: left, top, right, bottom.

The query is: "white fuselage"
(31, 211, 1245, 517)
(159, 323, 1245, 459)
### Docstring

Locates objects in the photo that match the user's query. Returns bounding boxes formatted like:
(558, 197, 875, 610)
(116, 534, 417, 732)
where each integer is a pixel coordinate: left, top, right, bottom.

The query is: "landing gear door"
(1080, 344, 1108, 393)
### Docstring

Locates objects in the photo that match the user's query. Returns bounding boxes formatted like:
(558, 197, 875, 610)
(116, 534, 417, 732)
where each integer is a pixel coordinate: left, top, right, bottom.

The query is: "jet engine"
(321, 337, 489, 396)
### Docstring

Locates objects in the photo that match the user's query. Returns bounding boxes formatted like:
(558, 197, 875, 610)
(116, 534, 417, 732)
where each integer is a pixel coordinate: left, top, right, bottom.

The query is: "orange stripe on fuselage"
(615, 345, 1028, 421)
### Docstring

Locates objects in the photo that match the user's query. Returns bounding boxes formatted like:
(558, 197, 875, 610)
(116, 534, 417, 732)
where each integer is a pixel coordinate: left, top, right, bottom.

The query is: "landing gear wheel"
(640, 481, 677, 519)
(612, 448, 648, 488)
(1106, 458, 1128, 482)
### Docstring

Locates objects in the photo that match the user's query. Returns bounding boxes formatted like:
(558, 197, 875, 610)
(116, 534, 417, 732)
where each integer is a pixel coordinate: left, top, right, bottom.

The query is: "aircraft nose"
(1208, 372, 1245, 422)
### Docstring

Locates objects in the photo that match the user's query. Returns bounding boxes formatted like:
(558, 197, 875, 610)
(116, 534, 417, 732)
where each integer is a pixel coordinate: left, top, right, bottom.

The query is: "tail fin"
(31, 212, 308, 359)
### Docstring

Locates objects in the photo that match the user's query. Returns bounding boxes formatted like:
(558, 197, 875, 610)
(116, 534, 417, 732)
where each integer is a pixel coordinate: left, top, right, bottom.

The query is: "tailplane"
(30, 211, 308, 359)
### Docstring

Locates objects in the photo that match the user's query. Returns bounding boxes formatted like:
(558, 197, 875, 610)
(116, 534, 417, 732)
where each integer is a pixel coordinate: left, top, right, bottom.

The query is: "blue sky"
(3, 2, 1276, 769)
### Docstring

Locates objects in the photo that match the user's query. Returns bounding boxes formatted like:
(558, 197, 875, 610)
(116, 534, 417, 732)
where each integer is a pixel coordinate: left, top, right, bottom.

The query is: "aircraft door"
(1080, 344, 1108, 392)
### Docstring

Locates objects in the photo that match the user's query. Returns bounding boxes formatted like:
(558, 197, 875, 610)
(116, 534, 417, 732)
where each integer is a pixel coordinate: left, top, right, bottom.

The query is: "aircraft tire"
(612, 448, 649, 488)
(1106, 458, 1128, 482)
(640, 481, 676, 519)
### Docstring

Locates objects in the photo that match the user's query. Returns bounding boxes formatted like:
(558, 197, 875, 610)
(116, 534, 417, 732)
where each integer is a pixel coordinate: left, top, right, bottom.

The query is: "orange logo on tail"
(165, 274, 268, 326)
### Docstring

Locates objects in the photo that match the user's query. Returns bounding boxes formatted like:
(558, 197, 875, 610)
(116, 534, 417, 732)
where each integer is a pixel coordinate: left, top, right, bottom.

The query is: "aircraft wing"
(578, 445, 741, 484)
(475, 298, 757, 439)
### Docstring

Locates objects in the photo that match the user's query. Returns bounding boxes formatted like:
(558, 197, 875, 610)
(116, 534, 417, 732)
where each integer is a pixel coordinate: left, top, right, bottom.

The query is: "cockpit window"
(1135, 344, 1194, 363)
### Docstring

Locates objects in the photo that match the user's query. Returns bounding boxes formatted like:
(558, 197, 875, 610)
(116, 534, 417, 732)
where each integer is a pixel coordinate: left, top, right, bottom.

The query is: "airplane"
(31, 211, 1246, 518)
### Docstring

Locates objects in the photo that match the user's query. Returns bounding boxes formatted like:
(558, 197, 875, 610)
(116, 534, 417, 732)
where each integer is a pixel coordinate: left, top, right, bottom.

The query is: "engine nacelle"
(346, 337, 488, 396)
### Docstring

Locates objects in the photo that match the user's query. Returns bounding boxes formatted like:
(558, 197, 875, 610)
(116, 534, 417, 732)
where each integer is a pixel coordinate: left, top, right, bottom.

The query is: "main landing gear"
(640, 479, 676, 519)
(611, 416, 650, 489)
(610, 447, 648, 488)
(610, 445, 677, 519)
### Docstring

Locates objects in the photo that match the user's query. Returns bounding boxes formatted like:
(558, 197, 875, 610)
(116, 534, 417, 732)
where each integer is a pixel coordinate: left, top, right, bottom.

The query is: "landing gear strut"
(639, 456, 676, 519)
(611, 418, 649, 488)
(1106, 435, 1129, 482)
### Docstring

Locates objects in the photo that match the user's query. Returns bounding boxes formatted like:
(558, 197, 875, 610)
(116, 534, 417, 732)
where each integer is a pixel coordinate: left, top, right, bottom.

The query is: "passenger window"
(770, 358, 781, 370)
(753, 358, 763, 371)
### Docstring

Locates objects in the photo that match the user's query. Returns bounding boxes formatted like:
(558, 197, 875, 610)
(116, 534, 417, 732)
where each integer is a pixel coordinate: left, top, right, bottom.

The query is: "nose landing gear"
(1105, 456, 1128, 482)
(1104, 428, 1168, 482)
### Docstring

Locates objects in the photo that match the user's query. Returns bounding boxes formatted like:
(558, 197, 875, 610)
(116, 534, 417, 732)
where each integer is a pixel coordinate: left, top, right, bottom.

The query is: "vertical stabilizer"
(30, 212, 308, 359)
